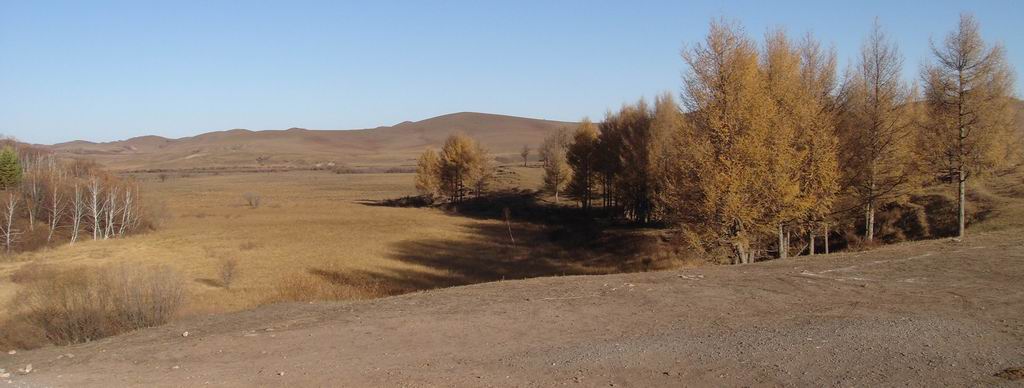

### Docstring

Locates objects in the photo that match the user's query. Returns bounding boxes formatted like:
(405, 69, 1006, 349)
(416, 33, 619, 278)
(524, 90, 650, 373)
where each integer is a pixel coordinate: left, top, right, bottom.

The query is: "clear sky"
(1, 0, 1021, 144)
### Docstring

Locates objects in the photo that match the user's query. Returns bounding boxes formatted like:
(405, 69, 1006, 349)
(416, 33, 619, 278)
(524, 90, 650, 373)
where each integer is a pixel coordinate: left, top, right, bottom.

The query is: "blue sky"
(1, 0, 1021, 144)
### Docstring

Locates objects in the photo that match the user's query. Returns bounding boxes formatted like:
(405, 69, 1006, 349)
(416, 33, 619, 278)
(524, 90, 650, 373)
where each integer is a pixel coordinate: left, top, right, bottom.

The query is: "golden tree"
(762, 29, 811, 258)
(839, 20, 920, 242)
(566, 118, 600, 211)
(919, 13, 1017, 238)
(467, 142, 494, 197)
(794, 34, 841, 255)
(540, 128, 572, 202)
(435, 133, 490, 203)
(678, 20, 778, 264)
(609, 100, 659, 223)
(414, 148, 441, 200)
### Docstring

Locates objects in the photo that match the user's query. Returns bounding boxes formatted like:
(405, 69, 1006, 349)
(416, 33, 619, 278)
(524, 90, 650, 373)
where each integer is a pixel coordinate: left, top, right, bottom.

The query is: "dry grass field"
(1, 160, 1020, 352)
(0, 166, 671, 324)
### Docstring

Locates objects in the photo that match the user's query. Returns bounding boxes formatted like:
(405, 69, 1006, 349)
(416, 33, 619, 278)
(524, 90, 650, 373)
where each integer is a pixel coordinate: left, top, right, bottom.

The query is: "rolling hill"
(42, 100, 1024, 172)
(45, 112, 576, 171)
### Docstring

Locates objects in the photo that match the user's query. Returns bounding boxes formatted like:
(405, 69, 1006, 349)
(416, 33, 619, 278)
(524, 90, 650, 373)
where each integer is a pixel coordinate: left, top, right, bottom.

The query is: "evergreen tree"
(0, 147, 23, 190)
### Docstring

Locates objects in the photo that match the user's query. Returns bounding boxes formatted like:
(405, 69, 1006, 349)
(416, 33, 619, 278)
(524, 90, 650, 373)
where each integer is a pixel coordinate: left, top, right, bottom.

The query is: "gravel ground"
(2, 229, 1023, 387)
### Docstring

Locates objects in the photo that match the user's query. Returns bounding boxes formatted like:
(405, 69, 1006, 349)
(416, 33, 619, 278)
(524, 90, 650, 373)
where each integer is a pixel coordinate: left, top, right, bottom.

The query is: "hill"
(45, 112, 575, 171)
(2, 229, 1022, 386)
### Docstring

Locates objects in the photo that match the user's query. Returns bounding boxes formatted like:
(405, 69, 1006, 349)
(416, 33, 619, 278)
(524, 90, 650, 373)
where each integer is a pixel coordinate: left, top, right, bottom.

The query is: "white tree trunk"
(778, 223, 787, 259)
(2, 194, 20, 253)
(71, 184, 85, 245)
(88, 178, 102, 240)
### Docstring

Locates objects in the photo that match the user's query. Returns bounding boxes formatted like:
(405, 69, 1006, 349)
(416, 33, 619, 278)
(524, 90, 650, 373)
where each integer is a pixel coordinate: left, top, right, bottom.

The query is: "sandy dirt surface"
(2, 229, 1023, 387)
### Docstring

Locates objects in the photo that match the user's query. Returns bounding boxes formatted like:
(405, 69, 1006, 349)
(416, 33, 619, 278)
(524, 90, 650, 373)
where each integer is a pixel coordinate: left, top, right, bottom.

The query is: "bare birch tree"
(70, 183, 86, 245)
(1, 192, 21, 253)
(87, 177, 103, 240)
(46, 170, 67, 243)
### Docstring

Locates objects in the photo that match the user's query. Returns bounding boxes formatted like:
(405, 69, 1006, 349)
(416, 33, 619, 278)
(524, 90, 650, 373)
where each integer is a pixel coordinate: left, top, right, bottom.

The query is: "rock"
(0, 373, 8, 379)
(277, 371, 285, 376)
(5, 350, 13, 355)
(182, 331, 190, 337)
(17, 364, 31, 375)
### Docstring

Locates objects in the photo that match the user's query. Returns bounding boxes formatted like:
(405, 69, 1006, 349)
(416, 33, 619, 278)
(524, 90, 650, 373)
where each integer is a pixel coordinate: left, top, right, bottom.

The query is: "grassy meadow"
(2, 161, 1020, 347)
(0, 166, 667, 321)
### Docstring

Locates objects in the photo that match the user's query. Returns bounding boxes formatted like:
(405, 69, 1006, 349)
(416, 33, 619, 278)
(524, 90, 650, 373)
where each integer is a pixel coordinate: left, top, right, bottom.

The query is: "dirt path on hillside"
(3, 230, 1024, 387)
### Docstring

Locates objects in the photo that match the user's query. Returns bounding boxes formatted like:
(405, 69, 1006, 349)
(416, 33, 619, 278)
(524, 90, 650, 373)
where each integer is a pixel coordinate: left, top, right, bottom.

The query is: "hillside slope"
(3, 229, 1022, 387)
(46, 113, 575, 170)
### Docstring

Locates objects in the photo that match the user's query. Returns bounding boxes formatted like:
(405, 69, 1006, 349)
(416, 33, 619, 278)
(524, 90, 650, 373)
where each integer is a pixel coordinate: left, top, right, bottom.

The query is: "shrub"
(139, 199, 171, 231)
(243, 192, 261, 209)
(219, 258, 239, 289)
(273, 270, 396, 303)
(4, 263, 185, 347)
(103, 263, 185, 330)
(9, 262, 59, 284)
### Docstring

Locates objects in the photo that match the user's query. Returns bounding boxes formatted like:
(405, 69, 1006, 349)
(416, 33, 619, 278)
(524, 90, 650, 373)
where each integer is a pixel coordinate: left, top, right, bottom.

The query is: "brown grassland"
(0, 166, 683, 327)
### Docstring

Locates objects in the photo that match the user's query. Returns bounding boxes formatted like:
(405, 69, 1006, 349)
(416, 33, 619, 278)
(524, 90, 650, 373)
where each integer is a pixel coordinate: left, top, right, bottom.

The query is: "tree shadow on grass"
(195, 278, 224, 288)
(318, 190, 685, 298)
(306, 220, 677, 298)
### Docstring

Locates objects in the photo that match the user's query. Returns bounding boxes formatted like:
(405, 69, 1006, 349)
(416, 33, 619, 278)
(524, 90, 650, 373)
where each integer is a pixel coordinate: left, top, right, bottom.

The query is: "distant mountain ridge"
(42, 100, 1024, 171)
(46, 112, 576, 170)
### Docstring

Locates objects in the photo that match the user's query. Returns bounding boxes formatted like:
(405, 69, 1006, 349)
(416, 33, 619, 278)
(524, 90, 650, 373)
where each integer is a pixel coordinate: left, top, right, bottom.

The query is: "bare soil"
(2, 229, 1023, 387)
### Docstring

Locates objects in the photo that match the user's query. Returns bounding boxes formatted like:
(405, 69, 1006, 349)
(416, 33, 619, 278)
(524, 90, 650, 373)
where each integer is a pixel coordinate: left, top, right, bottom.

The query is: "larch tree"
(467, 142, 494, 197)
(540, 128, 572, 202)
(438, 134, 487, 203)
(762, 29, 811, 258)
(794, 34, 841, 255)
(607, 101, 659, 223)
(595, 117, 624, 209)
(566, 118, 600, 211)
(679, 20, 778, 264)
(839, 20, 920, 242)
(919, 13, 1017, 238)
(414, 148, 442, 201)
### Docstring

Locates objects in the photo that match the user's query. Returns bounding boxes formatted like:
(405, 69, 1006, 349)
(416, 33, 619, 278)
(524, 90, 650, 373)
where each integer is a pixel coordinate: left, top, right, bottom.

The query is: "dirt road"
(3, 230, 1023, 387)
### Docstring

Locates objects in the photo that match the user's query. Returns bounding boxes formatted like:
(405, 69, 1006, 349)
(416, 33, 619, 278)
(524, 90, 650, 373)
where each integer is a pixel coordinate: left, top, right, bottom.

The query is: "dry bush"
(238, 241, 259, 251)
(876, 202, 931, 243)
(4, 263, 185, 347)
(16, 268, 112, 345)
(18, 228, 52, 252)
(103, 263, 185, 330)
(275, 273, 341, 302)
(9, 261, 59, 284)
(243, 192, 261, 209)
(139, 199, 171, 231)
(0, 316, 48, 350)
(219, 258, 239, 289)
(273, 271, 395, 303)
